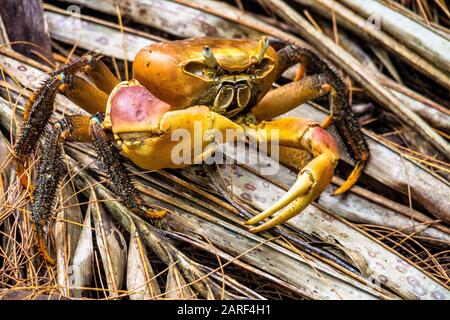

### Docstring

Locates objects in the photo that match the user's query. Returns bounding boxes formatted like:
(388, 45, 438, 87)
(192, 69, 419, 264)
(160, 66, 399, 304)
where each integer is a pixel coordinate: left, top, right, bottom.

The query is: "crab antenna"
(203, 46, 218, 69)
(254, 36, 269, 63)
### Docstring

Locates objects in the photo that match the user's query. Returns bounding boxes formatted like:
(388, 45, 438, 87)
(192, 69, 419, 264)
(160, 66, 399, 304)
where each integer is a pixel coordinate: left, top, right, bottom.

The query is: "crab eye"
(184, 61, 205, 77)
(202, 46, 218, 69)
(248, 58, 273, 78)
(183, 61, 218, 79)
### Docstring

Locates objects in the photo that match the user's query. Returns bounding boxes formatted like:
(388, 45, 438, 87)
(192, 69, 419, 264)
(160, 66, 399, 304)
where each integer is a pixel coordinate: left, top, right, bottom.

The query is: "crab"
(14, 36, 368, 265)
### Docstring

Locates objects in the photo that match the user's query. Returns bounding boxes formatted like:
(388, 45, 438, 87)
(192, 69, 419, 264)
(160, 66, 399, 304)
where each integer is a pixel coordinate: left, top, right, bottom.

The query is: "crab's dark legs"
(32, 113, 165, 265)
(252, 42, 369, 194)
(31, 115, 91, 265)
(14, 56, 102, 188)
(14, 56, 99, 161)
(14, 55, 121, 189)
(89, 114, 166, 220)
(14, 55, 155, 264)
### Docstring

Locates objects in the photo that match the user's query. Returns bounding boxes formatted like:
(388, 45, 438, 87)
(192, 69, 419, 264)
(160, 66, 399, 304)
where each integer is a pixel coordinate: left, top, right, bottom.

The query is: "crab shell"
(133, 37, 278, 115)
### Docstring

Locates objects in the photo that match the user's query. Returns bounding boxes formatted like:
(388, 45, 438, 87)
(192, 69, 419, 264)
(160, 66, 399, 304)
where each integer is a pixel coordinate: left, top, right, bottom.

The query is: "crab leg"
(31, 112, 168, 264)
(242, 118, 339, 233)
(251, 74, 331, 121)
(62, 76, 109, 114)
(89, 114, 166, 220)
(62, 58, 120, 111)
(14, 55, 104, 168)
(252, 43, 369, 194)
(84, 59, 120, 94)
(31, 115, 91, 265)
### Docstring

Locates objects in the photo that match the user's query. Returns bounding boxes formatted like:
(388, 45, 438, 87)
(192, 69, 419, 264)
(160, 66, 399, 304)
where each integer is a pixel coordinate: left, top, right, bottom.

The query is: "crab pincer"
(243, 119, 339, 232)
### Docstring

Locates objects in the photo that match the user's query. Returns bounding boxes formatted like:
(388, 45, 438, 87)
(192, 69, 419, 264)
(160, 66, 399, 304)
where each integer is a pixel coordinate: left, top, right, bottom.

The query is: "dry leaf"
(71, 206, 94, 298)
(91, 189, 127, 298)
(55, 182, 82, 297)
(165, 265, 197, 299)
(126, 229, 161, 300)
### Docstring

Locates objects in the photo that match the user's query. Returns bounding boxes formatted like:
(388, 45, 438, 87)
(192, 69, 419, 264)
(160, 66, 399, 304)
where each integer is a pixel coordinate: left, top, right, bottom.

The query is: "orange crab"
(14, 37, 368, 264)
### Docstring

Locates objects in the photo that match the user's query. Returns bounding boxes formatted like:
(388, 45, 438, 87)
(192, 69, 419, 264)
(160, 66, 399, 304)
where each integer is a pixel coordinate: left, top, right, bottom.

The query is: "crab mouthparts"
(213, 82, 251, 115)
(117, 131, 154, 145)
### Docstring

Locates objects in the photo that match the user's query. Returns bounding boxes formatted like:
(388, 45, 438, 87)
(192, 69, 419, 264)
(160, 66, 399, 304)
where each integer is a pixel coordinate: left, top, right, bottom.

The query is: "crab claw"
(244, 121, 339, 232)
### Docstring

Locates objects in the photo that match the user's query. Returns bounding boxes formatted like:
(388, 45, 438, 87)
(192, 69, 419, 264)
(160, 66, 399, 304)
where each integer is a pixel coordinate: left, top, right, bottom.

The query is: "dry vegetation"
(0, 0, 449, 300)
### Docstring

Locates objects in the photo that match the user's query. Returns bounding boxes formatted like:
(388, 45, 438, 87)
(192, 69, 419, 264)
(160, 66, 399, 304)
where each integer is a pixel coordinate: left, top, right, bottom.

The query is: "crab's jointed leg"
(62, 75, 109, 114)
(242, 118, 339, 233)
(251, 74, 331, 121)
(14, 56, 121, 193)
(31, 115, 91, 265)
(14, 56, 106, 187)
(89, 114, 166, 220)
(63, 59, 121, 111)
(15, 56, 98, 158)
(84, 59, 120, 94)
(31, 112, 166, 264)
(252, 42, 369, 194)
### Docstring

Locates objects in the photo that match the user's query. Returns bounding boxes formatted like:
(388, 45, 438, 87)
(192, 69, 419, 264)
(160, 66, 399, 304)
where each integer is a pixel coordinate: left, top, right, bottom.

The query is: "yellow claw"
(332, 160, 365, 195)
(106, 81, 244, 171)
(294, 64, 305, 81)
(247, 152, 335, 232)
(245, 171, 313, 225)
(321, 113, 334, 129)
(242, 119, 339, 233)
(249, 191, 315, 233)
(33, 224, 56, 266)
